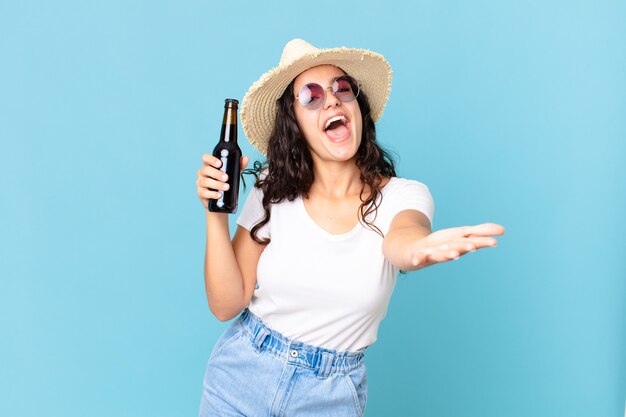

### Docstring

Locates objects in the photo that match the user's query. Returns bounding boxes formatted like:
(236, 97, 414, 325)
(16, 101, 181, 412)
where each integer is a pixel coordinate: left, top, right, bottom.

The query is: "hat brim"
(241, 46, 392, 156)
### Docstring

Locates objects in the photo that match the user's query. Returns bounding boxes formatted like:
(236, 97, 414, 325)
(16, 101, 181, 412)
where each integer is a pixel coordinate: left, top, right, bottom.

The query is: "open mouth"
(323, 115, 350, 142)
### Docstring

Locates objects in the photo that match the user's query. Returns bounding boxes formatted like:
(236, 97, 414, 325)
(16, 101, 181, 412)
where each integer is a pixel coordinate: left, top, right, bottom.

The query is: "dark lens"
(333, 76, 358, 102)
(298, 83, 325, 109)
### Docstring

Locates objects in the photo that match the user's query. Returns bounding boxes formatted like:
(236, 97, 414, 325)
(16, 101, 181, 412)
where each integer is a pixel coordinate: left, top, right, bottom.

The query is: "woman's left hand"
(409, 223, 505, 269)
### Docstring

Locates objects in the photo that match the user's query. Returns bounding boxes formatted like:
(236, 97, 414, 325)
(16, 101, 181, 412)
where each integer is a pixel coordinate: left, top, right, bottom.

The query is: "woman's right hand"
(196, 154, 250, 210)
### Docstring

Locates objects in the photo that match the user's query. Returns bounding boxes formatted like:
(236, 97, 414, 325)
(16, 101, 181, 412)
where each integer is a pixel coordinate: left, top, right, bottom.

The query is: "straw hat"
(241, 38, 393, 156)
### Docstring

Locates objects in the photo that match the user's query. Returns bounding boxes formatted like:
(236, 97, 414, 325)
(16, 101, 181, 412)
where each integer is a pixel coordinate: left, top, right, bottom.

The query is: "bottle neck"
(222, 107, 237, 126)
(221, 106, 237, 143)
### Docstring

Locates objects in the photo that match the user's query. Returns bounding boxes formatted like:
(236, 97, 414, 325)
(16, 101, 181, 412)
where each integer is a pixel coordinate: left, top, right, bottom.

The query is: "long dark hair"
(242, 71, 397, 245)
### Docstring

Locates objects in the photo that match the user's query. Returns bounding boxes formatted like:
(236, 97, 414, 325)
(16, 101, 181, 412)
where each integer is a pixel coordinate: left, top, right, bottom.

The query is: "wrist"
(205, 209, 229, 222)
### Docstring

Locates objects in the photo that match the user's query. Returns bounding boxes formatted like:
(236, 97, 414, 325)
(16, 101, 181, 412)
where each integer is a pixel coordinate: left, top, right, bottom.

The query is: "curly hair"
(242, 71, 397, 245)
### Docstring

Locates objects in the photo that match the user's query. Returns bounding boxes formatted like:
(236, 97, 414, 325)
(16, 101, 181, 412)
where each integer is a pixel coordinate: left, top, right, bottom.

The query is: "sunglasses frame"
(295, 75, 361, 110)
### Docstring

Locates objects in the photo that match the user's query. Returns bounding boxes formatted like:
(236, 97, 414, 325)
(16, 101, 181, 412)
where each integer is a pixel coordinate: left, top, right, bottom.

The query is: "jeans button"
(290, 349, 298, 358)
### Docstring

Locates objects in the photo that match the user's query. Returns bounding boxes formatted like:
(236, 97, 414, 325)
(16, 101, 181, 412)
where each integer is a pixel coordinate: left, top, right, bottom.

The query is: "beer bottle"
(208, 99, 242, 213)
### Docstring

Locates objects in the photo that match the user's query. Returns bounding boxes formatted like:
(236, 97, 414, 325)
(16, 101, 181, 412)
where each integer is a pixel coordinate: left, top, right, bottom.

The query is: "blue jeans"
(199, 308, 368, 416)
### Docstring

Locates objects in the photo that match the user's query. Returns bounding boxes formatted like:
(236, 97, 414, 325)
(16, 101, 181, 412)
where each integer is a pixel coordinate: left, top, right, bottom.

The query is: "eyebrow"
(298, 74, 345, 88)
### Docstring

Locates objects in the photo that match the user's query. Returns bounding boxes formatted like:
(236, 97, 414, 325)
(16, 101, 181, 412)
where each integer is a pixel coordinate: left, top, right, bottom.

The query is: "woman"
(195, 39, 505, 416)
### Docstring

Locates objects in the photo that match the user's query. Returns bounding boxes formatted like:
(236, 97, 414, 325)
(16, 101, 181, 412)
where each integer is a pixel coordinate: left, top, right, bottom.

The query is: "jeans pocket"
(343, 365, 368, 416)
(208, 320, 244, 361)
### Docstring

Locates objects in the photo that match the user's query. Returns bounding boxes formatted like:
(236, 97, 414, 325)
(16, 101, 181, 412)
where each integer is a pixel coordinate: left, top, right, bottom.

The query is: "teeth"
(324, 115, 346, 130)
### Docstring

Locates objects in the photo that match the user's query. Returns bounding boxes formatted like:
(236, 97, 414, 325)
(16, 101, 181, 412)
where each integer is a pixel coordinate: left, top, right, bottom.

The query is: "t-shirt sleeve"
(236, 185, 271, 239)
(393, 180, 435, 227)
(378, 179, 435, 235)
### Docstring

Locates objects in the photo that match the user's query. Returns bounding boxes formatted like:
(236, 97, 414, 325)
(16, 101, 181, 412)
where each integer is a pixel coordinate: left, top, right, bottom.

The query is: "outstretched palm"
(410, 223, 505, 269)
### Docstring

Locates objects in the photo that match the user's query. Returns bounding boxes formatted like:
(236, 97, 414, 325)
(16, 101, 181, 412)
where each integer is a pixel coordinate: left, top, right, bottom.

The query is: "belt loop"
(317, 351, 334, 379)
(253, 326, 270, 351)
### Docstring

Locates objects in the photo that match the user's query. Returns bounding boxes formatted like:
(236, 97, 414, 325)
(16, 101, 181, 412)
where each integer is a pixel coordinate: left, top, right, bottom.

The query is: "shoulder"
(376, 176, 435, 232)
(381, 176, 432, 196)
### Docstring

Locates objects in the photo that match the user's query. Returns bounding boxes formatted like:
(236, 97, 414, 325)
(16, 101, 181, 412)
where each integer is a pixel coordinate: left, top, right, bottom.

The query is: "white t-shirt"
(236, 177, 434, 352)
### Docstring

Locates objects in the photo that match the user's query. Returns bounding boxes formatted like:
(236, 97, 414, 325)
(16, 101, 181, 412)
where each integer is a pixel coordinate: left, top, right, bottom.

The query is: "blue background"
(1, 0, 625, 416)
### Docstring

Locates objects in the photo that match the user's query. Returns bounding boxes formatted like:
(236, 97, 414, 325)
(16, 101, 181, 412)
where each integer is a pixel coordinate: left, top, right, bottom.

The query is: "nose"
(323, 87, 342, 109)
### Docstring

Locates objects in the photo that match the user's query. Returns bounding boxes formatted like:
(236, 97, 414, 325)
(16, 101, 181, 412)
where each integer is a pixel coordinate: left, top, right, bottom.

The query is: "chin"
(308, 129, 362, 162)
(324, 141, 360, 161)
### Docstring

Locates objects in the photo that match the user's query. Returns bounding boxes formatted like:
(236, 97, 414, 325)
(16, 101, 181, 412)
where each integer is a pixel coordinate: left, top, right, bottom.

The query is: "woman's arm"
(204, 216, 264, 321)
(382, 209, 505, 271)
(382, 210, 432, 270)
(198, 154, 264, 321)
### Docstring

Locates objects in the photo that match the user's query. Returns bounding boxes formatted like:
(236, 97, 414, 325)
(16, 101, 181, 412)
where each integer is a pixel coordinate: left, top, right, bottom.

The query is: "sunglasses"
(295, 75, 361, 110)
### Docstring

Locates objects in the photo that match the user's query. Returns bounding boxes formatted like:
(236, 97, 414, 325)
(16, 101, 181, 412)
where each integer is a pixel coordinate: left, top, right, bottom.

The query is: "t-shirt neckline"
(297, 177, 396, 241)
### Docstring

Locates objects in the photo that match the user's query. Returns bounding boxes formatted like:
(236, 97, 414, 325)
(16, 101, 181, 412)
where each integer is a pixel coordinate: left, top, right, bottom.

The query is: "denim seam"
(208, 329, 244, 361)
(341, 373, 364, 416)
(277, 367, 300, 417)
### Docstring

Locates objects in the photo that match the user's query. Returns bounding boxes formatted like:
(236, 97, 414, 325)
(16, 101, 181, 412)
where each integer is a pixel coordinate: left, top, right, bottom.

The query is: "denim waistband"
(238, 308, 365, 378)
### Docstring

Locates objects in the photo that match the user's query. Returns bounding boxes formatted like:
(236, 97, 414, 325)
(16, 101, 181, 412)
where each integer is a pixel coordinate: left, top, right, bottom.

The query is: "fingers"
(462, 223, 505, 238)
(411, 250, 455, 266)
(198, 164, 228, 180)
(453, 236, 497, 250)
(197, 153, 252, 208)
(427, 223, 505, 243)
(202, 153, 223, 168)
(197, 187, 224, 201)
(198, 176, 230, 192)
(434, 237, 496, 254)
(197, 153, 228, 206)
(413, 248, 460, 266)
(240, 155, 249, 174)
(411, 236, 500, 267)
